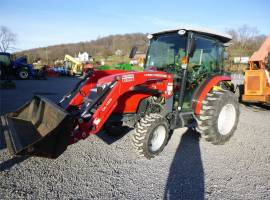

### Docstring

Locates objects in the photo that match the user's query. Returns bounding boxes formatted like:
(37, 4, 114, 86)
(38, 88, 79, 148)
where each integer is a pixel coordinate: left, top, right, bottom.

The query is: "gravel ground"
(0, 77, 270, 199)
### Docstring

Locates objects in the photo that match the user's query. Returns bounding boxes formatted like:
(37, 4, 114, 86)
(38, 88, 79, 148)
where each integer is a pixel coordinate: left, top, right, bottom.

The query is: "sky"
(0, 0, 269, 52)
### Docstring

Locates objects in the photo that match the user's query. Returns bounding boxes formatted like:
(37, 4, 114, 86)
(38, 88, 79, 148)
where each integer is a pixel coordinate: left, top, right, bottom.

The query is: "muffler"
(1, 96, 74, 158)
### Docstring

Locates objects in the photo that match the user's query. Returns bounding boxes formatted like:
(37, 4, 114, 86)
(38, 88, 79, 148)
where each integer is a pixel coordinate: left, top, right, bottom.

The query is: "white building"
(76, 52, 89, 62)
(233, 56, 249, 64)
(115, 49, 123, 56)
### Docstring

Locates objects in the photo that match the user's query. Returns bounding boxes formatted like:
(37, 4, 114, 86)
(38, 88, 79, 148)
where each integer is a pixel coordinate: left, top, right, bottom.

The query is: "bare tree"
(0, 26, 17, 52)
(226, 25, 266, 57)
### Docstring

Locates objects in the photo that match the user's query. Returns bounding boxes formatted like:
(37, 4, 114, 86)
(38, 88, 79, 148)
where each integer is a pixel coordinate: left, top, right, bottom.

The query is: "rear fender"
(192, 75, 231, 115)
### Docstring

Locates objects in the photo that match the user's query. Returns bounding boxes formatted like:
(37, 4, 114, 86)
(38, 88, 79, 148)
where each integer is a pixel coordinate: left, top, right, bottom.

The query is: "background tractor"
(1, 27, 239, 159)
(0, 52, 46, 80)
(233, 35, 270, 104)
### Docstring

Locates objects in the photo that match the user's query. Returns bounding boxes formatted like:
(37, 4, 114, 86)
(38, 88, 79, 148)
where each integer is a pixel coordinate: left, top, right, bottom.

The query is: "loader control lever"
(58, 69, 94, 105)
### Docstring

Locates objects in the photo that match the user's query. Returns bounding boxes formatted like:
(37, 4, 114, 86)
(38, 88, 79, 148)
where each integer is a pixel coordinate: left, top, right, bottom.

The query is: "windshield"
(145, 33, 187, 69)
(0, 54, 11, 67)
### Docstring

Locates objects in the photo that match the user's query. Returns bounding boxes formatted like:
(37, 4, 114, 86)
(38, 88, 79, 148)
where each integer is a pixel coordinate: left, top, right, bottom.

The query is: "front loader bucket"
(1, 96, 74, 158)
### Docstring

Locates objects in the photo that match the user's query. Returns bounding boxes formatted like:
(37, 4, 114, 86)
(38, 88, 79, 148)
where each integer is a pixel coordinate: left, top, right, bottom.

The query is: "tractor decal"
(122, 74, 134, 82)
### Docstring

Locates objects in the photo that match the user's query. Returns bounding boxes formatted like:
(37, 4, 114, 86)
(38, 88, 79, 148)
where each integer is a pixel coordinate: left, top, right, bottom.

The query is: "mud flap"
(1, 96, 75, 158)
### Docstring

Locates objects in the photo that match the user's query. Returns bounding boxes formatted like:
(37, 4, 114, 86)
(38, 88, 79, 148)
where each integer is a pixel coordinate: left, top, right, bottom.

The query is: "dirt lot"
(0, 77, 270, 199)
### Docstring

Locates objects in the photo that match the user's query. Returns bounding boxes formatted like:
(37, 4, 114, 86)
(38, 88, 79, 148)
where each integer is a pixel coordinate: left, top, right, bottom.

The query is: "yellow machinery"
(242, 35, 270, 103)
(64, 55, 83, 75)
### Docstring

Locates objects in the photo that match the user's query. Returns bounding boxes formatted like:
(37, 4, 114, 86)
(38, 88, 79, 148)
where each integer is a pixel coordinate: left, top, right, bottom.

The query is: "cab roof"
(150, 26, 232, 43)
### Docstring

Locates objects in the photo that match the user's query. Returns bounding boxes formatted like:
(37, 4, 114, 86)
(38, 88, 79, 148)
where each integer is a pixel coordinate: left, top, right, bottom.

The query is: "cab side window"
(189, 36, 219, 72)
(217, 43, 225, 69)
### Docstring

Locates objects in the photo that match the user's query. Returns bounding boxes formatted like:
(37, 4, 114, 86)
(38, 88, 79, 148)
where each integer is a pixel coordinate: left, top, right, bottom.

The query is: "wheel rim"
(20, 71, 28, 79)
(218, 104, 236, 135)
(149, 125, 166, 152)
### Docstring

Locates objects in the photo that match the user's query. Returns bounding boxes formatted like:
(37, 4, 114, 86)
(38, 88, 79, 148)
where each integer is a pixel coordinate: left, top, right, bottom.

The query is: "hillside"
(15, 33, 147, 64)
(15, 30, 267, 67)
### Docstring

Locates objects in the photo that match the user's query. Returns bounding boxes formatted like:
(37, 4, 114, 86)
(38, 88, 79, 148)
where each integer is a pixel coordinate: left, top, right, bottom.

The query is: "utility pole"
(45, 47, 48, 64)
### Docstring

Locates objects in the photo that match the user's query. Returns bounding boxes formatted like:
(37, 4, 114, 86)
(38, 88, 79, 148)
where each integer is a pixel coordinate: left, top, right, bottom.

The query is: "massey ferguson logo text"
(122, 74, 134, 82)
(144, 74, 167, 78)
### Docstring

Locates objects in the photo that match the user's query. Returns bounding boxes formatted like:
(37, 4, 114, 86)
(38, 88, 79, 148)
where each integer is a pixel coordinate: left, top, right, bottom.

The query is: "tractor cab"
(145, 28, 230, 75)
(143, 28, 231, 110)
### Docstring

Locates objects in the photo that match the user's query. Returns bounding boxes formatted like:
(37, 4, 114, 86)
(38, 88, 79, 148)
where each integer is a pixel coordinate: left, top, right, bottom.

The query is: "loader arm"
(249, 34, 270, 69)
(71, 71, 173, 143)
(64, 55, 83, 74)
(68, 70, 126, 107)
(64, 55, 82, 67)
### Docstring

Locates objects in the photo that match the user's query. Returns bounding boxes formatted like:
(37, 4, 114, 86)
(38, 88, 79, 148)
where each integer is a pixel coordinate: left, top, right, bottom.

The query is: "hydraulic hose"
(58, 69, 94, 105)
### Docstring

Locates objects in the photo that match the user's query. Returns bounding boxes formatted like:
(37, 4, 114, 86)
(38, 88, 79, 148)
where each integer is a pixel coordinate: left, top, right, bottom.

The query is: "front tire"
(197, 90, 239, 145)
(132, 113, 169, 159)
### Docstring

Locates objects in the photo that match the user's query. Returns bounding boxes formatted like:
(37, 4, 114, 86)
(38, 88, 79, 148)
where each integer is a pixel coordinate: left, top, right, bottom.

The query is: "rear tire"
(132, 113, 169, 159)
(197, 90, 239, 145)
(17, 68, 29, 79)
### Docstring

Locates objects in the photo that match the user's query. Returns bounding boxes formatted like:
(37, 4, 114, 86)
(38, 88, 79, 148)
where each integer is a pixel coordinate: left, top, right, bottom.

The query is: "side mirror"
(188, 38, 196, 58)
(129, 46, 138, 59)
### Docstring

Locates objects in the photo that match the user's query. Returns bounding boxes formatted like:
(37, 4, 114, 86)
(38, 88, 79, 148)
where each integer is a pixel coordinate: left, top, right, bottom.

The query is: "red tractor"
(1, 28, 239, 159)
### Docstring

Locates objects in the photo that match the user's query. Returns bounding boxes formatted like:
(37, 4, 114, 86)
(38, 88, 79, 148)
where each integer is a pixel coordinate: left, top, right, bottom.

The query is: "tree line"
(226, 25, 267, 57)
(15, 33, 148, 64)
(0, 25, 267, 65)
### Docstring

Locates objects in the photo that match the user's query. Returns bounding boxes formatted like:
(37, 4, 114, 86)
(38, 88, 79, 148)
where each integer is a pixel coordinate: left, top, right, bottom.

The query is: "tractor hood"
(96, 71, 170, 86)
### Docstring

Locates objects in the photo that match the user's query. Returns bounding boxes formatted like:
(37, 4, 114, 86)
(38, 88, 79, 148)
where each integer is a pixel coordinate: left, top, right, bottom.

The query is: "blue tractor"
(0, 52, 46, 80)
